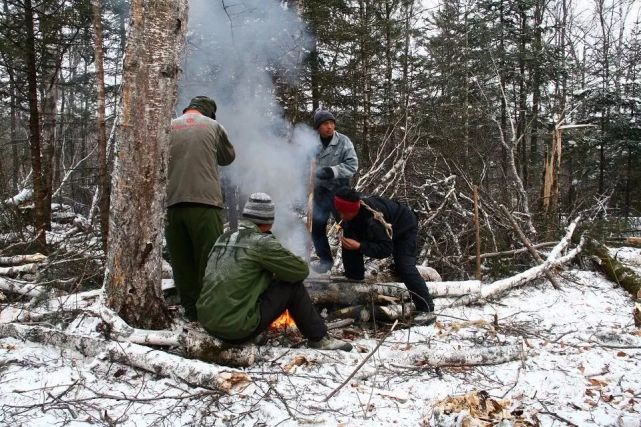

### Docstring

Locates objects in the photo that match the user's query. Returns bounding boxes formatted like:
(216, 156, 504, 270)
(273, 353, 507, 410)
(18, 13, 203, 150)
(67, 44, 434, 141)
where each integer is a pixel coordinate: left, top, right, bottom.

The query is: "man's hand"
(341, 237, 361, 250)
(316, 167, 334, 180)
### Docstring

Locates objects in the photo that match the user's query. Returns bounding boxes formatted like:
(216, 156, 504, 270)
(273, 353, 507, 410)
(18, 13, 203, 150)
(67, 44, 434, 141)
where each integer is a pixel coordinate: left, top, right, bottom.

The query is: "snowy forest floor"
(1, 249, 641, 426)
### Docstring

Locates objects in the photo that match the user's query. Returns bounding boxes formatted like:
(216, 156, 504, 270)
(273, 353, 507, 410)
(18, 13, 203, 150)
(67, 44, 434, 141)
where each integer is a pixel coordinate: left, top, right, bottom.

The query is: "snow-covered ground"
(1, 252, 641, 426)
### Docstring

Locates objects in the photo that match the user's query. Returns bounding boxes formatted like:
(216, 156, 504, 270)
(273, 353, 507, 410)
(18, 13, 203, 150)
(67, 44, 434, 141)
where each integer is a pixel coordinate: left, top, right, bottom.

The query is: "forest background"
(1, 0, 640, 284)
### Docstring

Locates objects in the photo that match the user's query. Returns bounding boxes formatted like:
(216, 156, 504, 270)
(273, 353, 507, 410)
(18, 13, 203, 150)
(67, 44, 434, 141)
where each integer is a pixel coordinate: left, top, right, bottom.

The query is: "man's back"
(167, 113, 235, 208)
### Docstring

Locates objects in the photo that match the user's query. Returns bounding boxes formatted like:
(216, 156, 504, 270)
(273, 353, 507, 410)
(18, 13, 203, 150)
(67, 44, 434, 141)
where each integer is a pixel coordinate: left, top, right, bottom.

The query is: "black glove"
(316, 167, 334, 180)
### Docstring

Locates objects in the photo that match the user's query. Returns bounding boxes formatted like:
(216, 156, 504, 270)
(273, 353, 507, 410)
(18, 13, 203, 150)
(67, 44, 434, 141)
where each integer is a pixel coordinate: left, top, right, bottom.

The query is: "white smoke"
(178, 0, 317, 256)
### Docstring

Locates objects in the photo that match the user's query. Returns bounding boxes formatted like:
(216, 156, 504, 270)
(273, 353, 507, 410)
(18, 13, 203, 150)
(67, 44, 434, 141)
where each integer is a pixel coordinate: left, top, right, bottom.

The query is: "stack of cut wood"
(304, 274, 482, 324)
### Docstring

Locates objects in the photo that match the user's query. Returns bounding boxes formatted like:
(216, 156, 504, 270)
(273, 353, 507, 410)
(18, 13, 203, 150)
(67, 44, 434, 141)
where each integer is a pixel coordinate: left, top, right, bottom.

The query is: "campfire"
(270, 310, 297, 331)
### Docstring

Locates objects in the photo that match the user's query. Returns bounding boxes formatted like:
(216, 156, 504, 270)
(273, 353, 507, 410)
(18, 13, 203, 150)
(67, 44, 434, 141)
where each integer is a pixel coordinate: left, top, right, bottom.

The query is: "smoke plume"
(178, 0, 317, 255)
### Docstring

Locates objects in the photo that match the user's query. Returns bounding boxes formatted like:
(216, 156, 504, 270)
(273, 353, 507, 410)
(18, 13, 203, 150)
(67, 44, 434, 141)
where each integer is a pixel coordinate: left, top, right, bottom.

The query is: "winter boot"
(310, 260, 333, 274)
(308, 335, 353, 352)
(413, 311, 437, 326)
(252, 332, 268, 346)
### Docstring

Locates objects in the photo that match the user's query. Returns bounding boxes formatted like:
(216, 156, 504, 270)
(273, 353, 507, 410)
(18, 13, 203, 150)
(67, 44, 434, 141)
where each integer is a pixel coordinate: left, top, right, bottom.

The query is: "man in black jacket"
(333, 188, 435, 322)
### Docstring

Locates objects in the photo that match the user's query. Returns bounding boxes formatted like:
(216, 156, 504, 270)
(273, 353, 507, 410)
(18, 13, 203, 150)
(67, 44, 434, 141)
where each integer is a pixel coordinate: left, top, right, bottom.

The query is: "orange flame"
(270, 310, 297, 331)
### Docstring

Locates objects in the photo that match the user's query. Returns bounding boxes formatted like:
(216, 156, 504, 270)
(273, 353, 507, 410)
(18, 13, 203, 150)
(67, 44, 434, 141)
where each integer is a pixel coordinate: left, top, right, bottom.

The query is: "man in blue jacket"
(310, 109, 358, 273)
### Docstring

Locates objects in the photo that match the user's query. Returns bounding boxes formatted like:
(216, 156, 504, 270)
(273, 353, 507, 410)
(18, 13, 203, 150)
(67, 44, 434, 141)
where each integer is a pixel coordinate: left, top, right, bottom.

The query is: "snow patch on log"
(4, 188, 33, 206)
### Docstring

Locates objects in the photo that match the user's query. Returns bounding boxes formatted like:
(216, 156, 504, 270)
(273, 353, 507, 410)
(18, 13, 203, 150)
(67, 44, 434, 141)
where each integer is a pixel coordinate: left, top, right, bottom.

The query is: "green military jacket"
(196, 220, 309, 340)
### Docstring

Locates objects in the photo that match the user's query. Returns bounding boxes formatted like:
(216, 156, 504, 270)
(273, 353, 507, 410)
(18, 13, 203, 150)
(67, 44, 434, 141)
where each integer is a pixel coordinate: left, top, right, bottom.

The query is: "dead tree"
(104, 0, 188, 329)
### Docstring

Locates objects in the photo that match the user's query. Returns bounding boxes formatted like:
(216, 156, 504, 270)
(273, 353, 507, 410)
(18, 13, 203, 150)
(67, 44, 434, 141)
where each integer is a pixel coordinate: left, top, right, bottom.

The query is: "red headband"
(334, 196, 360, 214)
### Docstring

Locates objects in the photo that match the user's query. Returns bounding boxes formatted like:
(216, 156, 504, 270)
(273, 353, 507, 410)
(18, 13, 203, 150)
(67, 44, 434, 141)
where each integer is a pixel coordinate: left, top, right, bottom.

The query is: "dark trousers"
(166, 205, 223, 320)
(311, 187, 337, 264)
(343, 228, 435, 312)
(231, 280, 327, 343)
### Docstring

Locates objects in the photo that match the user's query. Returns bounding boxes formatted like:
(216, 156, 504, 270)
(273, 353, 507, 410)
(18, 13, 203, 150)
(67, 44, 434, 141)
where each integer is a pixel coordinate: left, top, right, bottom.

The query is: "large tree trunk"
(91, 0, 111, 253)
(104, 0, 189, 329)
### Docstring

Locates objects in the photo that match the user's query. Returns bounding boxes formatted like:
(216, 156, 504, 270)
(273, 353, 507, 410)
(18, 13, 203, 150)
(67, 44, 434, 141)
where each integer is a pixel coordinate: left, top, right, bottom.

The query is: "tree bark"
(91, 0, 111, 253)
(584, 237, 641, 298)
(408, 344, 523, 367)
(23, 0, 47, 250)
(97, 306, 257, 367)
(41, 72, 58, 230)
(304, 277, 483, 306)
(104, 0, 189, 329)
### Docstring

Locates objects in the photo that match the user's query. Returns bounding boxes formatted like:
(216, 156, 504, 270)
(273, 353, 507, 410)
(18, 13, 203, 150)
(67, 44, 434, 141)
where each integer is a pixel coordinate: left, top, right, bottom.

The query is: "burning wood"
(269, 310, 298, 331)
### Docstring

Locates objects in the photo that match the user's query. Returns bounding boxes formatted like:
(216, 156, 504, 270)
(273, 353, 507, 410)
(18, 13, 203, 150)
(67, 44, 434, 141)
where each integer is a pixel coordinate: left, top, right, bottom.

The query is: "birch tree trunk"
(104, 0, 188, 329)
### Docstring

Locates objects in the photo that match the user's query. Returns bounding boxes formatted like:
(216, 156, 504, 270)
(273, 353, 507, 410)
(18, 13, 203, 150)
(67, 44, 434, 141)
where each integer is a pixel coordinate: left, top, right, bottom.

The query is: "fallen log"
(326, 318, 355, 330)
(0, 277, 43, 298)
(0, 253, 47, 266)
(326, 305, 367, 321)
(583, 237, 641, 298)
(625, 237, 641, 248)
(0, 263, 39, 278)
(0, 322, 250, 392)
(261, 343, 524, 369)
(4, 188, 33, 206)
(374, 303, 415, 321)
(183, 330, 257, 367)
(407, 344, 524, 367)
(162, 274, 478, 302)
(98, 305, 257, 367)
(305, 278, 483, 306)
(447, 218, 582, 307)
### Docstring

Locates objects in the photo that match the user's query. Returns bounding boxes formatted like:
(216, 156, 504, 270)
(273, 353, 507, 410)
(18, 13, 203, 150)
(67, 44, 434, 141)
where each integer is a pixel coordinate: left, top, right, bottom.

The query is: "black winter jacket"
(342, 196, 417, 259)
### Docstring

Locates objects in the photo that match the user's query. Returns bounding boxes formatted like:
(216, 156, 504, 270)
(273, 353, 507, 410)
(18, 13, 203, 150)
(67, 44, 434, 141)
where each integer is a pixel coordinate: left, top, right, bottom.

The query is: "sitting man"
(333, 188, 436, 324)
(197, 192, 352, 351)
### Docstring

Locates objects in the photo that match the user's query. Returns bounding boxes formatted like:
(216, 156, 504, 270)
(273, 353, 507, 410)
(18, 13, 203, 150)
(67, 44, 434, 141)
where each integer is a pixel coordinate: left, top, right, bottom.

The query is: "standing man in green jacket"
(166, 96, 236, 321)
(197, 192, 352, 351)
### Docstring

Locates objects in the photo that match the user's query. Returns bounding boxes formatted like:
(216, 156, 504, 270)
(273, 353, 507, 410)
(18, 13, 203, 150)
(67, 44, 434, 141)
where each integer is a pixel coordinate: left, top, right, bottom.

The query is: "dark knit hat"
(313, 109, 336, 129)
(242, 192, 275, 225)
(184, 96, 217, 118)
